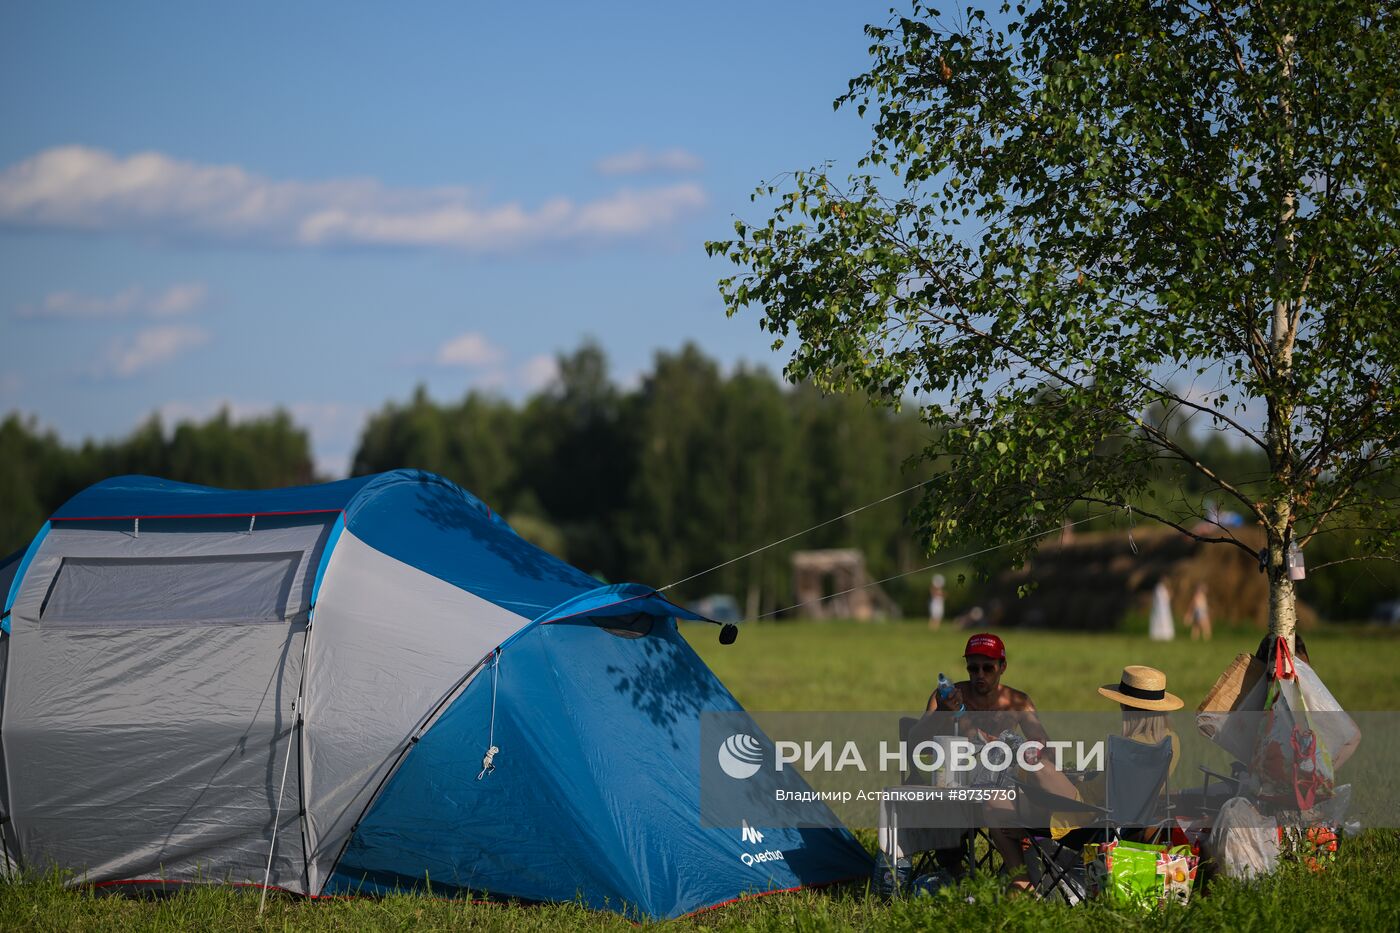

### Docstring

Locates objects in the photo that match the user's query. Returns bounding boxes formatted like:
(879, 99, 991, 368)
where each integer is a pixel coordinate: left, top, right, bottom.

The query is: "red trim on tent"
(679, 875, 866, 919)
(86, 874, 864, 918)
(86, 878, 504, 906)
(51, 509, 344, 522)
(91, 879, 291, 893)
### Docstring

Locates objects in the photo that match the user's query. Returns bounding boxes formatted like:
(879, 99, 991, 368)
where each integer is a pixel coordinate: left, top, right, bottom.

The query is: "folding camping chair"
(1175, 760, 1247, 822)
(1016, 735, 1174, 904)
(893, 716, 1000, 880)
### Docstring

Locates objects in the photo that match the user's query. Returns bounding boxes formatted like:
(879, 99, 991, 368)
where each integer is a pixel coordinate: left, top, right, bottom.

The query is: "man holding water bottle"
(924, 634, 1049, 745)
(921, 633, 1050, 891)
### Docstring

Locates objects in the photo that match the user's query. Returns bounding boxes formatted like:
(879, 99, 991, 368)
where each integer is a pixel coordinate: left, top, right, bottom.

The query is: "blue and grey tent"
(0, 470, 869, 918)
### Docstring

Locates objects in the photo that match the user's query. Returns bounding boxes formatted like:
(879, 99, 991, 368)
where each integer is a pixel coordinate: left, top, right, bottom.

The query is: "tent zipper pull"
(478, 745, 499, 780)
(477, 648, 502, 780)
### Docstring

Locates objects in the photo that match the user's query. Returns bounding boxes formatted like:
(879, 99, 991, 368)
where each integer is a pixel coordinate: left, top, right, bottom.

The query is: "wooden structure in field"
(790, 549, 899, 620)
(985, 524, 1316, 630)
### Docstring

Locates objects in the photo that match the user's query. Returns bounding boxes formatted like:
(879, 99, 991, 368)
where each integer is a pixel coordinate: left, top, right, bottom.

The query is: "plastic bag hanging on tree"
(1250, 640, 1360, 810)
(1287, 541, 1306, 580)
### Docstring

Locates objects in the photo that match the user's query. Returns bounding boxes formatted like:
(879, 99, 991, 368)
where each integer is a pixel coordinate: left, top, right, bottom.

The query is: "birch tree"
(709, 1, 1400, 645)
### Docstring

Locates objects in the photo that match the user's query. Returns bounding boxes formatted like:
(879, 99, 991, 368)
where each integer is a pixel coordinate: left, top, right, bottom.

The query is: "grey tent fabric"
(1, 518, 334, 890)
(0, 513, 540, 893)
(7, 523, 332, 634)
(300, 529, 528, 891)
(40, 553, 303, 628)
(5, 623, 307, 886)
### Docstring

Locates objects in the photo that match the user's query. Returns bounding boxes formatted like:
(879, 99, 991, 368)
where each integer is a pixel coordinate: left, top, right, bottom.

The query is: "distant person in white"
(928, 574, 946, 630)
(1149, 580, 1175, 641)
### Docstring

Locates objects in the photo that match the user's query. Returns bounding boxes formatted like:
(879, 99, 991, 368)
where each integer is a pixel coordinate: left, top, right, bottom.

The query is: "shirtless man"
(925, 633, 1049, 745)
(922, 633, 1048, 890)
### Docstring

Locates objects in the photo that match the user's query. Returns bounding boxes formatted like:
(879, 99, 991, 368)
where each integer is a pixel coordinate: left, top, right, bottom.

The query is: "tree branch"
(1077, 496, 1258, 555)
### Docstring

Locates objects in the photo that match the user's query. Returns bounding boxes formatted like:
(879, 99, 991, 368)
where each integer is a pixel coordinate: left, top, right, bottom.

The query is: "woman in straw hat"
(1099, 664, 1184, 760)
(1043, 665, 1184, 841)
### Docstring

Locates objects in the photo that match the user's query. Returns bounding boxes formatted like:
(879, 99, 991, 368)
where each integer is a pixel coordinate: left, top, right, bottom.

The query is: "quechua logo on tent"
(739, 819, 785, 867)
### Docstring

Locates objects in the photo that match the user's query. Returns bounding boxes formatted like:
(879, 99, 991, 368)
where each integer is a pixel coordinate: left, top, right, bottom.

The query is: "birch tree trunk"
(1267, 32, 1299, 652)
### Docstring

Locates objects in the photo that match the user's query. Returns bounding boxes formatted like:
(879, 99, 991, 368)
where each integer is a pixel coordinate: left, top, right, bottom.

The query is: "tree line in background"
(1, 409, 314, 558)
(3, 341, 1395, 620)
(351, 342, 930, 617)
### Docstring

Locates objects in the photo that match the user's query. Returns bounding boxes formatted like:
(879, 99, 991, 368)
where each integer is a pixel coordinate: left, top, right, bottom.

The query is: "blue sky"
(1, 1, 891, 474)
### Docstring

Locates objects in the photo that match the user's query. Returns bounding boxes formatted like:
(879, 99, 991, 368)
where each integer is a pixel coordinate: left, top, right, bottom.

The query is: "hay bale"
(981, 526, 1315, 631)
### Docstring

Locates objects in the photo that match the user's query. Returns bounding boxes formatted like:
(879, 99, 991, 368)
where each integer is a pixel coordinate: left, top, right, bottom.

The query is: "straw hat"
(1098, 665, 1183, 711)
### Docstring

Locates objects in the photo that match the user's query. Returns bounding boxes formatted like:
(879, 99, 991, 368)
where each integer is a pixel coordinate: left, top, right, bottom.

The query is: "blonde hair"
(1121, 709, 1170, 745)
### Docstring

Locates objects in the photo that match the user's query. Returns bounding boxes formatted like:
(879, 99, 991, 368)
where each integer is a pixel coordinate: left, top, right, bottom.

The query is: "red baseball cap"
(964, 633, 1006, 661)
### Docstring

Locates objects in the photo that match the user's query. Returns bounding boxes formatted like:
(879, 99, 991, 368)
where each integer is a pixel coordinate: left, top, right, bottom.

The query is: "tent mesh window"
(590, 611, 653, 639)
(38, 553, 303, 628)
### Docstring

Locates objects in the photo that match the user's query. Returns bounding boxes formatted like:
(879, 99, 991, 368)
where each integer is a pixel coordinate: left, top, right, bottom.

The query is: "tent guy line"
(751, 508, 1124, 622)
(658, 475, 945, 594)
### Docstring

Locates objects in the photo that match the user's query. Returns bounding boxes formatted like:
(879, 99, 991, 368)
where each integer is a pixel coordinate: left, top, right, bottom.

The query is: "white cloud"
(595, 147, 705, 176)
(147, 282, 208, 315)
(431, 342, 565, 393)
(436, 332, 505, 368)
(103, 325, 209, 377)
(0, 146, 706, 254)
(18, 281, 207, 318)
(290, 400, 370, 477)
(154, 397, 264, 425)
(519, 354, 559, 391)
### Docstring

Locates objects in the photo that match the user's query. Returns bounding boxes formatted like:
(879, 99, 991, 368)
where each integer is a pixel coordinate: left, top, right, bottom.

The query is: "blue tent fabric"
(327, 616, 870, 918)
(1, 524, 49, 634)
(51, 473, 378, 519)
(341, 471, 603, 619)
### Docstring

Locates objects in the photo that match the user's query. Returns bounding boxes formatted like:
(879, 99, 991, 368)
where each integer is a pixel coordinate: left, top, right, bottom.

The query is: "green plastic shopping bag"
(1084, 840, 1171, 910)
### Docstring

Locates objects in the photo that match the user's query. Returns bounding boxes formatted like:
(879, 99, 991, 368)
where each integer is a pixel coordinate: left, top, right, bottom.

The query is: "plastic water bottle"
(937, 673, 965, 735)
(937, 673, 964, 713)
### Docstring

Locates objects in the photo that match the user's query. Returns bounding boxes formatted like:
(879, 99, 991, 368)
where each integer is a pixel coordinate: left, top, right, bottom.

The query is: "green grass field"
(3, 621, 1398, 931)
(683, 621, 1400, 712)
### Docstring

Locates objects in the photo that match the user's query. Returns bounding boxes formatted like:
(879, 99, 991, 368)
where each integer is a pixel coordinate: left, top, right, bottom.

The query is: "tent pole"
(259, 696, 297, 914)
(294, 618, 314, 892)
(259, 615, 314, 913)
